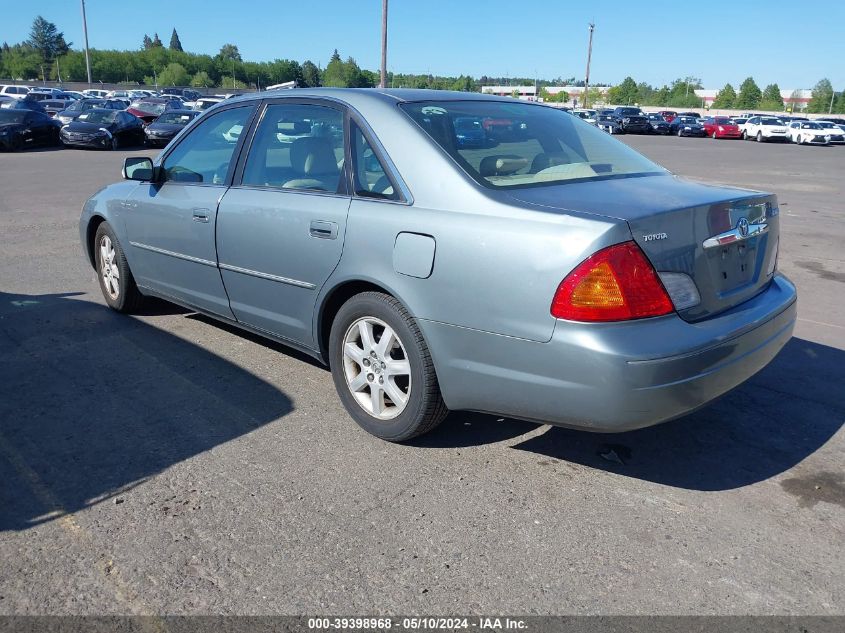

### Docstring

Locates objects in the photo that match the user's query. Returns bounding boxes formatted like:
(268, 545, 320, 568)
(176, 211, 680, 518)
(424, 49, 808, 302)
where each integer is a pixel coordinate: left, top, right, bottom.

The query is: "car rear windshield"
(156, 111, 196, 124)
(761, 118, 782, 125)
(399, 101, 664, 189)
(78, 110, 117, 124)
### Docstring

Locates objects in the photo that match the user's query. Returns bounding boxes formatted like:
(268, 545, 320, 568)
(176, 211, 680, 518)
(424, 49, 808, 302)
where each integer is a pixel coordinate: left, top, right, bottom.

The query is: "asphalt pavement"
(0, 137, 843, 616)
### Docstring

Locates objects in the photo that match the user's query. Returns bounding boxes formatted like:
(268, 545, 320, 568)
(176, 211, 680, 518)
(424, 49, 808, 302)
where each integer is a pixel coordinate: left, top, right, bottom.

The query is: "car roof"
(223, 87, 542, 108)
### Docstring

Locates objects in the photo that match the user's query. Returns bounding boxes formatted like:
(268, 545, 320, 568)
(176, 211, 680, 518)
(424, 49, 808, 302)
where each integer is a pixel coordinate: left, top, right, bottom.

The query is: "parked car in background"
(161, 87, 201, 102)
(741, 116, 789, 142)
(787, 121, 830, 145)
(571, 109, 597, 125)
(40, 99, 72, 117)
(193, 96, 224, 111)
(701, 116, 741, 139)
(669, 116, 706, 137)
(80, 89, 795, 442)
(26, 88, 69, 101)
(143, 109, 200, 147)
(732, 117, 749, 127)
(1, 96, 47, 113)
(612, 107, 651, 133)
(60, 108, 145, 150)
(596, 113, 623, 134)
(646, 113, 670, 134)
(675, 111, 701, 119)
(56, 98, 125, 124)
(106, 90, 131, 100)
(0, 85, 32, 99)
(83, 89, 110, 99)
(813, 120, 845, 144)
(657, 110, 677, 122)
(126, 97, 182, 124)
(0, 108, 61, 150)
(454, 116, 486, 147)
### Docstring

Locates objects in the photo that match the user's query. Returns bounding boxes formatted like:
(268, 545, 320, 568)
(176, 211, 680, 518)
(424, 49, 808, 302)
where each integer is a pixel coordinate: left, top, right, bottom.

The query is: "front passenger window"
(162, 106, 253, 184)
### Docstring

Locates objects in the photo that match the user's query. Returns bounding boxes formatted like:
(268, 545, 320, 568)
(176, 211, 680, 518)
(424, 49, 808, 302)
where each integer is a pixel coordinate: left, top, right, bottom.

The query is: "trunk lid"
(506, 174, 780, 322)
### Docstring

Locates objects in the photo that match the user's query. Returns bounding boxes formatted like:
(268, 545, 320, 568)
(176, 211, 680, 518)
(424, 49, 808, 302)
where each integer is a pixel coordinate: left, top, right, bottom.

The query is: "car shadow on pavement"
(508, 337, 845, 491)
(0, 290, 293, 532)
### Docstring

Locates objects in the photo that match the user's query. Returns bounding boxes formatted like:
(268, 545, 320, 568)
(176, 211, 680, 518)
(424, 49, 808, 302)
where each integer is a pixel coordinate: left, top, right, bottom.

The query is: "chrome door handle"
(192, 208, 210, 223)
(309, 220, 338, 239)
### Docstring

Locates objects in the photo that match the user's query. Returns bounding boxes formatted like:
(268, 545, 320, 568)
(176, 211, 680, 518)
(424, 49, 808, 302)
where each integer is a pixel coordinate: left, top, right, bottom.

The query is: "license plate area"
(712, 237, 762, 295)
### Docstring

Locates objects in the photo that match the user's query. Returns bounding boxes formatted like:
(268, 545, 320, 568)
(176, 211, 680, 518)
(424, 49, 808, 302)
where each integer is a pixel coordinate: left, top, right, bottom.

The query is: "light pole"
(80, 0, 92, 86)
(380, 0, 388, 88)
(583, 22, 595, 108)
(830, 89, 836, 114)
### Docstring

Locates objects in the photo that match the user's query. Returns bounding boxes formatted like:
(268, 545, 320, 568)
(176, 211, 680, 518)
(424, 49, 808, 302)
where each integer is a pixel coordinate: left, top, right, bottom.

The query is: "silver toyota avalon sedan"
(79, 89, 796, 441)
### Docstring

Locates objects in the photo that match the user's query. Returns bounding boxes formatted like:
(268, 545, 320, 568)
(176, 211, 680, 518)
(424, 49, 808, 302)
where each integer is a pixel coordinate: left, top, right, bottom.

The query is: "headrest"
(479, 154, 529, 177)
(290, 137, 338, 175)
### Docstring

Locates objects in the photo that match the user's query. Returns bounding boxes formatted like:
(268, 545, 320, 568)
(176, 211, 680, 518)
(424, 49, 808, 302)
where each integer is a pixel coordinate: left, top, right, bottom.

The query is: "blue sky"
(3, 0, 844, 89)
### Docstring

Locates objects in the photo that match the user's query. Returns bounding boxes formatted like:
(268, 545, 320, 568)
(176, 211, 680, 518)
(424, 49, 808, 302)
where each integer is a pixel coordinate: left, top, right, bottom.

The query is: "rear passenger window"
(242, 103, 345, 193)
(351, 124, 399, 200)
(162, 106, 253, 184)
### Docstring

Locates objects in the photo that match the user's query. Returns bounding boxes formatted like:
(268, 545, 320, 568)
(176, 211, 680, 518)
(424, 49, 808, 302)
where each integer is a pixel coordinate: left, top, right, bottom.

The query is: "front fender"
(79, 181, 140, 269)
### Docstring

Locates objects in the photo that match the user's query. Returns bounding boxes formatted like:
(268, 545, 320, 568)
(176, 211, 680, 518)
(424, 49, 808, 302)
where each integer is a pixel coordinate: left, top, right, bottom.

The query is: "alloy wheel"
(99, 235, 120, 300)
(342, 317, 411, 420)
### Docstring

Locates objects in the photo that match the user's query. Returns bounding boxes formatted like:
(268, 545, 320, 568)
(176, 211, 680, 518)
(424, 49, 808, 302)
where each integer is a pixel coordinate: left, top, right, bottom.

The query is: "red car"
(657, 110, 677, 122)
(125, 98, 182, 125)
(702, 117, 742, 139)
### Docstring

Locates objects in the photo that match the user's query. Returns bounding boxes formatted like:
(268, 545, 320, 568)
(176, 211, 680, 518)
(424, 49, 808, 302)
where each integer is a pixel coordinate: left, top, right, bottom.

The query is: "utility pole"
(80, 0, 92, 86)
(583, 22, 595, 108)
(380, 0, 388, 88)
(830, 89, 836, 114)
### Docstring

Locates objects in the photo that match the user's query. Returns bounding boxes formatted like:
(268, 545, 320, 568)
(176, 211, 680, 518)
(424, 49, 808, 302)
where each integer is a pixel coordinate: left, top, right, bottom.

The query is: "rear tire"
(677, 129, 683, 137)
(329, 292, 448, 442)
(756, 131, 763, 142)
(94, 222, 143, 313)
(711, 131, 717, 139)
(110, 136, 119, 151)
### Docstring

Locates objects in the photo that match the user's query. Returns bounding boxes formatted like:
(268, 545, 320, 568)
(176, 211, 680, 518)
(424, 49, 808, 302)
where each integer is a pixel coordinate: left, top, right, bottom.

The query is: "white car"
(82, 89, 110, 99)
(571, 109, 597, 124)
(0, 84, 32, 99)
(814, 120, 845, 144)
(787, 121, 830, 145)
(194, 97, 224, 111)
(741, 116, 789, 142)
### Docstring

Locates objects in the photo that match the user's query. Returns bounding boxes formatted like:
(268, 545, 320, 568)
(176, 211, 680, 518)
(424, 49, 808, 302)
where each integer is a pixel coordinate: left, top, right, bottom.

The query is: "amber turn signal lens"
(551, 241, 674, 322)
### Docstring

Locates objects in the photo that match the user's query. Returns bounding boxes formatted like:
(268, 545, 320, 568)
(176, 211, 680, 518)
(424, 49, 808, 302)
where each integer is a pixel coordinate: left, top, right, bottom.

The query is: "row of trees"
(605, 75, 845, 113)
(5, 15, 845, 112)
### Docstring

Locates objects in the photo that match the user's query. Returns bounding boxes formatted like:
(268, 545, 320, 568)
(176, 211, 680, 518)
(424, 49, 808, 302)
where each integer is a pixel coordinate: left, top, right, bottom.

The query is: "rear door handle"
(309, 220, 338, 240)
(192, 208, 210, 223)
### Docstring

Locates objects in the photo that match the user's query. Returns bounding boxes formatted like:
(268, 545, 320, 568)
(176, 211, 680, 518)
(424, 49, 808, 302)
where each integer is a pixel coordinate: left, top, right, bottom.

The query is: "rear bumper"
(420, 274, 796, 432)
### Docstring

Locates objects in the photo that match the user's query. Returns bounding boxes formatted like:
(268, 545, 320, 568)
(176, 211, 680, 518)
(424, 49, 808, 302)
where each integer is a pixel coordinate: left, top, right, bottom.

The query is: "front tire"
(110, 136, 119, 151)
(329, 292, 447, 442)
(711, 131, 717, 139)
(756, 131, 763, 142)
(94, 222, 143, 313)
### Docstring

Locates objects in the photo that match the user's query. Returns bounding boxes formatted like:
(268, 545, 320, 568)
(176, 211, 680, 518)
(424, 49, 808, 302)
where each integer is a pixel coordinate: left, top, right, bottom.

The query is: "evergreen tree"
(321, 50, 346, 87)
(301, 60, 320, 87)
(759, 83, 784, 111)
(606, 76, 640, 105)
(151, 33, 163, 48)
(807, 78, 834, 114)
(169, 29, 183, 52)
(835, 91, 845, 114)
(142, 34, 153, 50)
(711, 83, 736, 109)
(735, 77, 762, 110)
(27, 16, 70, 65)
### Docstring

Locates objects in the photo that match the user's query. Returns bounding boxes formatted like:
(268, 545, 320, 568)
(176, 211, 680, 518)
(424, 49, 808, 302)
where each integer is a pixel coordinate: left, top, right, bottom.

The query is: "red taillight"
(551, 241, 674, 322)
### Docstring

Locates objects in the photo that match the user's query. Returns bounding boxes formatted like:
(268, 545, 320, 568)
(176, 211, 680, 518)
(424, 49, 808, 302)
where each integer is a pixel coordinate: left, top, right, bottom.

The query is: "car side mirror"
(123, 156, 155, 181)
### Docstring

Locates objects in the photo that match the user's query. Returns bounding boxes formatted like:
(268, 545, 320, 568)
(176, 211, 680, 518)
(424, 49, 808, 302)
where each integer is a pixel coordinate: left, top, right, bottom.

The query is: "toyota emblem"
(737, 217, 750, 237)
